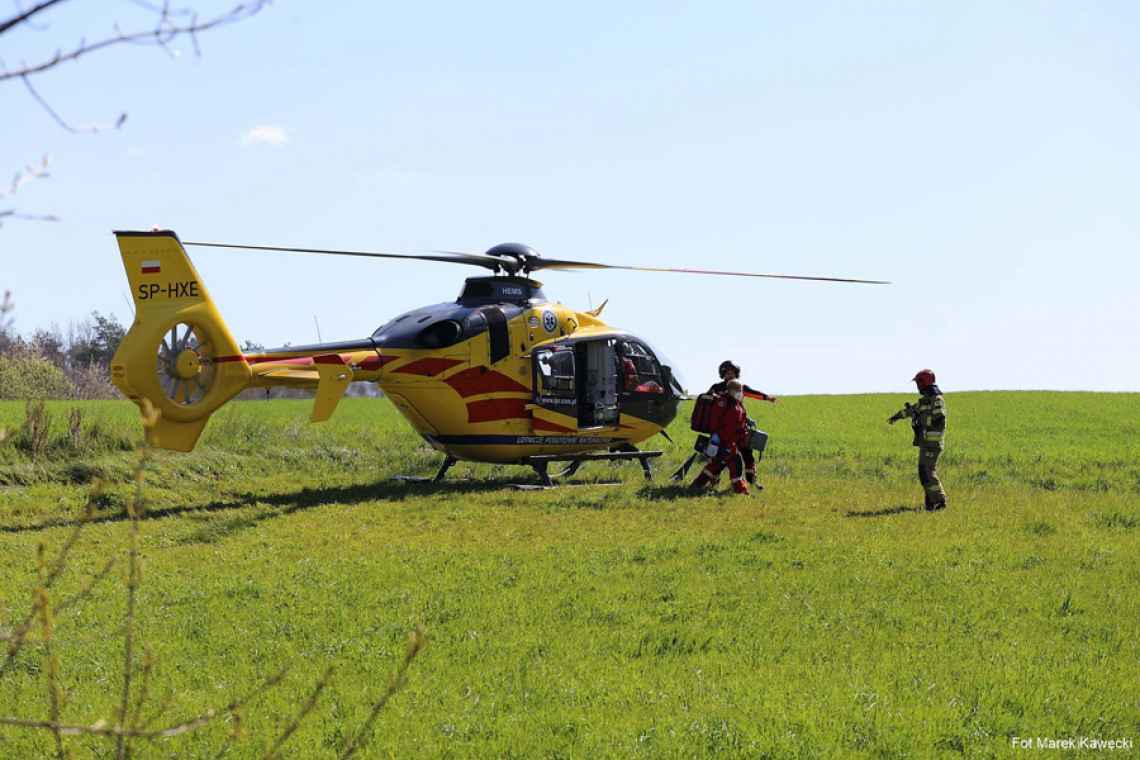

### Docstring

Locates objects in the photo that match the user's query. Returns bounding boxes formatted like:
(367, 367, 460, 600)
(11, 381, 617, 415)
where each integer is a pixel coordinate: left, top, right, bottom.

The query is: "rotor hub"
(174, 349, 202, 379)
(485, 242, 539, 274)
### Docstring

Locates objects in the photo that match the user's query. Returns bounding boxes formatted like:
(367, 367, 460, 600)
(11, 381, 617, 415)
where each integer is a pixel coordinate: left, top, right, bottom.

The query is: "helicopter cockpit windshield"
(634, 339, 688, 398)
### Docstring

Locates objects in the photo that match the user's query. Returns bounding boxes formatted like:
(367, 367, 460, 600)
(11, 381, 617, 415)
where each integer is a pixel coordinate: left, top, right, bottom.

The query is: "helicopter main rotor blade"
(527, 257, 890, 285)
(181, 241, 505, 272)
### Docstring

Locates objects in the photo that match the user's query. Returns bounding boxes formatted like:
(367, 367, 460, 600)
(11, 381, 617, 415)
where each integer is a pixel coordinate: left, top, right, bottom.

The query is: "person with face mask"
(709, 360, 775, 486)
(671, 359, 777, 484)
(690, 379, 752, 495)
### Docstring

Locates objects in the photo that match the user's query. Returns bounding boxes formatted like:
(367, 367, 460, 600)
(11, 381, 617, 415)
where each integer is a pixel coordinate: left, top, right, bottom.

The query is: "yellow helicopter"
(110, 230, 886, 485)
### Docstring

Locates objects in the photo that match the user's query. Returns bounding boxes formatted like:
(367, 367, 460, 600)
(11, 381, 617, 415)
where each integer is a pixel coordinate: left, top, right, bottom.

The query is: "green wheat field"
(1, 393, 1137, 758)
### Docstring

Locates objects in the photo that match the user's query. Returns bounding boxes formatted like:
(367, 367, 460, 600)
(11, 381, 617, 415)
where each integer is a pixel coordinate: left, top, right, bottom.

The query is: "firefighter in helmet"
(888, 369, 948, 510)
(691, 379, 752, 495)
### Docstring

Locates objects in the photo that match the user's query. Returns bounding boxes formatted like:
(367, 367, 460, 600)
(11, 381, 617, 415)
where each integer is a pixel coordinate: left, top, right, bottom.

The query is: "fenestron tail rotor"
(182, 239, 889, 284)
(155, 321, 217, 406)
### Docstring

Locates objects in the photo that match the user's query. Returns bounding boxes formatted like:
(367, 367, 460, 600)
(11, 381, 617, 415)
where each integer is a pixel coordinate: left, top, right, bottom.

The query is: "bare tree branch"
(0, 210, 59, 226)
(2, 3, 269, 228)
(0, 667, 290, 739)
(22, 75, 125, 134)
(339, 627, 426, 760)
(264, 666, 334, 760)
(35, 545, 67, 760)
(0, 1, 271, 82)
(0, 0, 68, 36)
(128, 645, 156, 738)
(0, 155, 50, 199)
(0, 499, 96, 678)
(0, 155, 55, 226)
(51, 556, 117, 616)
(115, 446, 148, 760)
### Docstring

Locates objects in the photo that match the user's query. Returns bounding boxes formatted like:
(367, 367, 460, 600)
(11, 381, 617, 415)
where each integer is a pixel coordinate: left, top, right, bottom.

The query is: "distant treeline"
(0, 290, 124, 400)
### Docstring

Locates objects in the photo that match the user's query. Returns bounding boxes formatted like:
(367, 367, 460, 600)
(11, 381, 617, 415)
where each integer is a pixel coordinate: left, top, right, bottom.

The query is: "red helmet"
(912, 369, 936, 388)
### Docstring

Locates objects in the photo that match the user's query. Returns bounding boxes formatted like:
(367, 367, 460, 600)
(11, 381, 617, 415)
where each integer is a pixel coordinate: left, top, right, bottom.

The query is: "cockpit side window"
(619, 340, 664, 394)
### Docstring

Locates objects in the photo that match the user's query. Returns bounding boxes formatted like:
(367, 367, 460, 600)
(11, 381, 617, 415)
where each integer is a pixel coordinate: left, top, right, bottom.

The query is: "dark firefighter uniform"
(691, 392, 751, 494)
(891, 374, 948, 510)
(707, 381, 772, 484)
(915, 385, 948, 509)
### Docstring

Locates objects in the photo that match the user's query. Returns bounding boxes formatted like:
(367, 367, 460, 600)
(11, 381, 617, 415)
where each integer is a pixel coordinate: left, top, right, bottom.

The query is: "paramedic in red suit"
(691, 379, 751, 494)
(708, 360, 776, 485)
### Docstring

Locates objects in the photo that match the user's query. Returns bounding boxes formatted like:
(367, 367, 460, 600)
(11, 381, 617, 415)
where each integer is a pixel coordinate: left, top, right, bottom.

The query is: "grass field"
(1, 393, 1137, 758)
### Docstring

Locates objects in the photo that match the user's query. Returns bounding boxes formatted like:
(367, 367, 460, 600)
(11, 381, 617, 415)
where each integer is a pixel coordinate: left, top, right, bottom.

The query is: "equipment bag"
(690, 394, 718, 433)
(748, 430, 769, 457)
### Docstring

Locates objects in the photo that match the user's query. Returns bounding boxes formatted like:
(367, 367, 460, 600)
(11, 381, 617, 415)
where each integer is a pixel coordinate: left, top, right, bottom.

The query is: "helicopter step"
(527, 449, 662, 488)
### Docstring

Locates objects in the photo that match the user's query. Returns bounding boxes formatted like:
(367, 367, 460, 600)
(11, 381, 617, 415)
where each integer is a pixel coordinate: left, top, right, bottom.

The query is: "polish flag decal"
(141, 260, 161, 275)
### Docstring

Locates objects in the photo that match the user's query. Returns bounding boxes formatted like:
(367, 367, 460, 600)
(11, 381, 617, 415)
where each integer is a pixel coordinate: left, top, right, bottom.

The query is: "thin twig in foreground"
(36, 545, 66, 760)
(115, 449, 148, 760)
(0, 667, 290, 740)
(339, 627, 426, 760)
(264, 665, 335, 760)
(1, 500, 96, 678)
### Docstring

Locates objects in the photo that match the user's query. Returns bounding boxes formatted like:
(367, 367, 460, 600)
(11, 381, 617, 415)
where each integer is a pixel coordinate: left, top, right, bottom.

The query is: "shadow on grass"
(0, 475, 550, 535)
(845, 504, 921, 518)
(637, 484, 711, 500)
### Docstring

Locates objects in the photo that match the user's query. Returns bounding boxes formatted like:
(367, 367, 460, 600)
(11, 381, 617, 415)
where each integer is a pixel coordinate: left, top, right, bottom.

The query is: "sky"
(3, 1, 1139, 394)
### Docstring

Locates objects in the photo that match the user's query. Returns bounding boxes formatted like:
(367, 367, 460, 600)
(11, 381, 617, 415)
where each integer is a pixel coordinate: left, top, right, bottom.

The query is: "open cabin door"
(577, 339, 619, 429)
(531, 340, 621, 434)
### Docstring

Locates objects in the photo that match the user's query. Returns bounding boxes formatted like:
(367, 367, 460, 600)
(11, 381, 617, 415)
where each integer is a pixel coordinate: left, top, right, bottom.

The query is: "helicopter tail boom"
(110, 229, 251, 451)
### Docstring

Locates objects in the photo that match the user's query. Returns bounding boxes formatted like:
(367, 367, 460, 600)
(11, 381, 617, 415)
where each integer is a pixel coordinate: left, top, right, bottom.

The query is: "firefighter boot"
(691, 461, 723, 491)
(731, 477, 750, 495)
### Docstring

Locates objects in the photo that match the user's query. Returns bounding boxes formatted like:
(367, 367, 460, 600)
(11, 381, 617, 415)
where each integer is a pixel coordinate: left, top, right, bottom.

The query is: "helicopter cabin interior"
(532, 338, 667, 430)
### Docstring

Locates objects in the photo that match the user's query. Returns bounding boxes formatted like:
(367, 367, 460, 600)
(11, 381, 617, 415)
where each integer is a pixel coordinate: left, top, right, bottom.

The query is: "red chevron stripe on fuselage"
(445, 366, 529, 397)
(466, 397, 529, 423)
(531, 417, 575, 433)
(394, 357, 465, 377)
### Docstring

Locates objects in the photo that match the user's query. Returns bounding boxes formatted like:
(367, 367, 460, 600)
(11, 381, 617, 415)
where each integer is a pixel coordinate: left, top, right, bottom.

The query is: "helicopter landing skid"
(392, 455, 457, 484)
(526, 450, 662, 488)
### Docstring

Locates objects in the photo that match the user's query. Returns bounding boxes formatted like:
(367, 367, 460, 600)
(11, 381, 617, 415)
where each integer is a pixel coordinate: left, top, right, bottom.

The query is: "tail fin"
(111, 230, 251, 451)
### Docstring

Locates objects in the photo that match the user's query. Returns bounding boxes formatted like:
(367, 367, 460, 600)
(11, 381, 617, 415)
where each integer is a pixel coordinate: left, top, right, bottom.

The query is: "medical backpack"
(690, 393, 718, 434)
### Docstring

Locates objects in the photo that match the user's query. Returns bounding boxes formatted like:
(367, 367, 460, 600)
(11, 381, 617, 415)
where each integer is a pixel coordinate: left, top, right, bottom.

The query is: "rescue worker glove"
(704, 433, 720, 458)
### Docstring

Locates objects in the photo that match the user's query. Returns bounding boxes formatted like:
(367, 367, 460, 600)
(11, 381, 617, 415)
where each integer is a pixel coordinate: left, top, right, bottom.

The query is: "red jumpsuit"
(691, 395, 750, 494)
(707, 381, 772, 483)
